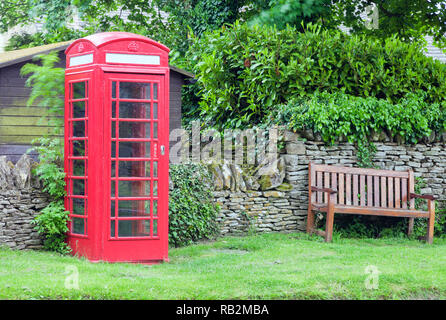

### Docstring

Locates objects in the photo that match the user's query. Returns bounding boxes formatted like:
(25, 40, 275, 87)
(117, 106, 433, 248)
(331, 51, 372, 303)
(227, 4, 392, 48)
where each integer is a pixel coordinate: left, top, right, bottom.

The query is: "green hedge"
(268, 91, 446, 145)
(187, 22, 446, 130)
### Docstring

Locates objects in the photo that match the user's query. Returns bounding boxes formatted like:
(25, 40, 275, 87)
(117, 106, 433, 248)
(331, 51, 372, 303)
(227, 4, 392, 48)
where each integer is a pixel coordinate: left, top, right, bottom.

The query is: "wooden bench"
(307, 163, 436, 243)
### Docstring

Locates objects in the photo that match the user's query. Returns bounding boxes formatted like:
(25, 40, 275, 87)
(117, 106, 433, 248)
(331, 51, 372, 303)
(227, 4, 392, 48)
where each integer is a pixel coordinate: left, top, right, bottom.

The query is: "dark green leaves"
(169, 163, 220, 247)
(188, 22, 446, 130)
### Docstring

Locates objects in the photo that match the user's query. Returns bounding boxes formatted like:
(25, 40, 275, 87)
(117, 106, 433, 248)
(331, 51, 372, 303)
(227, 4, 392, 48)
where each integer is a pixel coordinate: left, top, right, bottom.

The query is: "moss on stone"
(258, 175, 272, 190)
(276, 183, 293, 191)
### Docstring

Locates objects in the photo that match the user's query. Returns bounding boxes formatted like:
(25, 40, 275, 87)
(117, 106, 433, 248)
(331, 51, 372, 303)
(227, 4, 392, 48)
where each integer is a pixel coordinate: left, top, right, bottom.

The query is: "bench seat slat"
(310, 204, 429, 218)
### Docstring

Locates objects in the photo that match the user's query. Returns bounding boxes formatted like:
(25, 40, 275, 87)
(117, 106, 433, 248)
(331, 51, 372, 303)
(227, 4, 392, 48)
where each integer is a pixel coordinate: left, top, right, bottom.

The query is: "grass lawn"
(0, 232, 445, 300)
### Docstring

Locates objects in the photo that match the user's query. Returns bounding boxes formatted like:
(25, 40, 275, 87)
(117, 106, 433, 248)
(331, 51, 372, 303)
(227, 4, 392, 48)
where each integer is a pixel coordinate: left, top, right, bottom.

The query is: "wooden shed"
(0, 40, 193, 163)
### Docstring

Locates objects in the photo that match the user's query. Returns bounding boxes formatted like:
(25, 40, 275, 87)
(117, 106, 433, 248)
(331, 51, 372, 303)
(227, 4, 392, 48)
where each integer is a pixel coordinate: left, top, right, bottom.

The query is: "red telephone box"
(64, 32, 169, 263)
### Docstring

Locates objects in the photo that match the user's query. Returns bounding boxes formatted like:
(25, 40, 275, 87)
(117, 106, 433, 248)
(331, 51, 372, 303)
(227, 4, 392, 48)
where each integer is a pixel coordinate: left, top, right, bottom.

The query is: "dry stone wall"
(0, 155, 47, 250)
(212, 130, 446, 235)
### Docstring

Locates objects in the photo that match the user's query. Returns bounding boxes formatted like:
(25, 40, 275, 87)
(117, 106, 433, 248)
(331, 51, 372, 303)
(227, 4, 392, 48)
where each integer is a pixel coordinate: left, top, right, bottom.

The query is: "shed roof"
(0, 41, 73, 69)
(0, 39, 194, 78)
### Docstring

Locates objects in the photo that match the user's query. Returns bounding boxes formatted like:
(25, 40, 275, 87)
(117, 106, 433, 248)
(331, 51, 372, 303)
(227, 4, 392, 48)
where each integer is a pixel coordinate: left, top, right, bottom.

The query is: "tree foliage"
(251, 1, 446, 49)
(250, 0, 335, 29)
(0, 0, 74, 33)
(1, 0, 265, 52)
(332, 0, 446, 49)
(3, 0, 446, 53)
(188, 22, 446, 130)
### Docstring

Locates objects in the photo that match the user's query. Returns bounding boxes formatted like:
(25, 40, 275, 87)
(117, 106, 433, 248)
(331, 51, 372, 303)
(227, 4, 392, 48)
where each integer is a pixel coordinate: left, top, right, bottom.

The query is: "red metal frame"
(64, 32, 170, 263)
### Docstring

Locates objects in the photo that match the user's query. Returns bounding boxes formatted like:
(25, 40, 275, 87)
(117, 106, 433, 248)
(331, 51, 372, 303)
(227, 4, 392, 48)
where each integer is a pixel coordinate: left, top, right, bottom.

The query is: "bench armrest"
(409, 193, 437, 201)
(311, 186, 337, 194)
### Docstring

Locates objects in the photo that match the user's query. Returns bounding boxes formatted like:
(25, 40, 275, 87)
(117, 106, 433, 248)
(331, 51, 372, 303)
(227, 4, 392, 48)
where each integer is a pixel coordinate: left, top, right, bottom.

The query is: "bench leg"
(408, 217, 414, 237)
(325, 194, 336, 242)
(427, 200, 435, 244)
(307, 205, 315, 235)
(325, 208, 335, 242)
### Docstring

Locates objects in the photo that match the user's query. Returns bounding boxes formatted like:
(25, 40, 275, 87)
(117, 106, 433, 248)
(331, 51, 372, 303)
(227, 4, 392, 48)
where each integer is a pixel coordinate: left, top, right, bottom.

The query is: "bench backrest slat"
(402, 178, 408, 209)
(395, 177, 401, 208)
(353, 174, 359, 206)
(317, 171, 323, 202)
(381, 177, 387, 207)
(374, 176, 380, 207)
(409, 170, 415, 209)
(309, 163, 413, 209)
(367, 175, 373, 207)
(388, 177, 394, 208)
(338, 173, 345, 205)
(310, 165, 316, 204)
(345, 174, 352, 205)
(324, 172, 330, 203)
(360, 175, 366, 206)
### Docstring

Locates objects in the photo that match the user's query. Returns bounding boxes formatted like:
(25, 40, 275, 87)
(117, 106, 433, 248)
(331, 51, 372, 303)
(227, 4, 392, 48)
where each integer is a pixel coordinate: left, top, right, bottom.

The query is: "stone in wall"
(208, 158, 286, 192)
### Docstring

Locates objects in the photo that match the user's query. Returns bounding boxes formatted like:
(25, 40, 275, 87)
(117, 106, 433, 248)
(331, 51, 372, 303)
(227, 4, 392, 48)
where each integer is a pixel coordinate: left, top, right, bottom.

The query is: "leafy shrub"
(30, 138, 71, 254)
(32, 200, 70, 254)
(269, 91, 446, 145)
(187, 22, 446, 130)
(169, 163, 220, 247)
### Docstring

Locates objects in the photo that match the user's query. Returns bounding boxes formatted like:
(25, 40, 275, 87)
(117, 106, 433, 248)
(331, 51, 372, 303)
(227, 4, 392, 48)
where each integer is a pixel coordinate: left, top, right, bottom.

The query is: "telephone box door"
(102, 72, 169, 262)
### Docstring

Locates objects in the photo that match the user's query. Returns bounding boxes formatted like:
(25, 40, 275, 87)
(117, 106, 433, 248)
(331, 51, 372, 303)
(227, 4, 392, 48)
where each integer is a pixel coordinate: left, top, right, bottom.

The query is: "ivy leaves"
(169, 164, 220, 247)
(269, 91, 445, 167)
